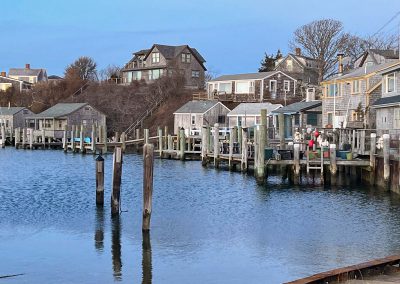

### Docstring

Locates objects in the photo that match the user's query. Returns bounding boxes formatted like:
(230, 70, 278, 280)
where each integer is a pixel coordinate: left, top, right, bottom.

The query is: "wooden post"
(278, 113, 285, 150)
(352, 129, 356, 152)
(114, 132, 119, 143)
(1, 125, 5, 148)
(164, 126, 168, 147)
(91, 127, 96, 154)
(167, 134, 172, 151)
(241, 128, 248, 172)
(80, 125, 84, 153)
(179, 128, 185, 161)
(71, 125, 76, 152)
(144, 129, 149, 145)
(29, 128, 33, 150)
(111, 147, 123, 216)
(370, 133, 376, 185)
(237, 126, 242, 154)
(228, 127, 234, 170)
(213, 123, 219, 168)
(142, 143, 154, 232)
(294, 143, 300, 184)
(102, 125, 107, 154)
(63, 125, 68, 152)
(136, 128, 140, 140)
(201, 126, 208, 166)
(158, 128, 163, 156)
(22, 128, 26, 148)
(360, 130, 366, 154)
(96, 155, 105, 206)
(119, 132, 125, 152)
(255, 109, 267, 183)
(14, 127, 19, 148)
(383, 134, 390, 188)
(42, 129, 45, 148)
(330, 144, 337, 185)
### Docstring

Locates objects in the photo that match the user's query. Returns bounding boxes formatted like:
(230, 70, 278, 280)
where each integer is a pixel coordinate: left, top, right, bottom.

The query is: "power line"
(371, 11, 400, 38)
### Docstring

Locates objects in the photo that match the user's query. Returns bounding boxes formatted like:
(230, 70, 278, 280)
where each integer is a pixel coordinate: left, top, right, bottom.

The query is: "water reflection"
(111, 216, 122, 281)
(94, 207, 104, 252)
(142, 231, 152, 284)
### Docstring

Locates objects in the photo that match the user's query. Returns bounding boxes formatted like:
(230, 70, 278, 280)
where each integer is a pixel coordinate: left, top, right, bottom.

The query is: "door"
(284, 115, 292, 138)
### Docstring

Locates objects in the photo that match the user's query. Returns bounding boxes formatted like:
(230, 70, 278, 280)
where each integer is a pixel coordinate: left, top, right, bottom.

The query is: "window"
(148, 69, 163, 80)
(255, 116, 261, 125)
(151, 52, 160, 63)
(191, 70, 200, 78)
(237, 116, 242, 127)
(352, 80, 360, 94)
(287, 59, 293, 71)
(218, 82, 232, 94)
(387, 73, 395, 93)
(181, 53, 191, 63)
(45, 119, 52, 128)
(327, 113, 333, 125)
(191, 114, 196, 125)
(269, 80, 277, 94)
(218, 115, 225, 124)
(327, 83, 341, 97)
(284, 80, 290, 92)
(133, 71, 142, 80)
(59, 121, 62, 128)
(394, 109, 400, 129)
(5, 120, 9, 127)
(82, 119, 88, 126)
(236, 82, 249, 94)
(249, 81, 255, 93)
(307, 113, 318, 126)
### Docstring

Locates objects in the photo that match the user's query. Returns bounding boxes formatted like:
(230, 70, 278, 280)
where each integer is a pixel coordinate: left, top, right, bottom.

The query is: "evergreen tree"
(258, 49, 283, 72)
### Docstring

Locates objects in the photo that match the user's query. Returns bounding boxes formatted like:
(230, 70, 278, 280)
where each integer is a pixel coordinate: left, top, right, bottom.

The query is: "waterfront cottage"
(321, 55, 398, 129)
(207, 71, 299, 103)
(173, 101, 230, 135)
(227, 102, 282, 130)
(8, 64, 48, 84)
(371, 62, 400, 133)
(0, 107, 33, 136)
(121, 44, 206, 89)
(25, 103, 106, 140)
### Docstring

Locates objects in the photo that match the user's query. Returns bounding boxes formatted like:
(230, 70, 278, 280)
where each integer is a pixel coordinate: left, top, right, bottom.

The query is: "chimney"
(25, 63, 30, 69)
(0, 71, 5, 77)
(337, 53, 344, 75)
(295, 47, 301, 56)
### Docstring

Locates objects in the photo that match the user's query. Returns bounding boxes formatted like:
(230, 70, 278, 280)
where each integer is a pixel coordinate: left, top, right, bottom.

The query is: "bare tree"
(99, 65, 121, 82)
(290, 19, 350, 82)
(65, 56, 98, 81)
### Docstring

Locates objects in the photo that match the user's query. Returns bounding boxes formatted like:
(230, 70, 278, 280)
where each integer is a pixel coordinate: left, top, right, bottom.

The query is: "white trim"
(283, 80, 290, 92)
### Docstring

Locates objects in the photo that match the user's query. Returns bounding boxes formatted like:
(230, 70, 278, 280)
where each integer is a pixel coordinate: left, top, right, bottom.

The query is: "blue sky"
(1, 0, 399, 76)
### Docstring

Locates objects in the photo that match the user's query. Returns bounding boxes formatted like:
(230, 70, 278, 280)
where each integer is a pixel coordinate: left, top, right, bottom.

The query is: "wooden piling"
(237, 126, 242, 153)
(179, 128, 185, 161)
(111, 147, 123, 216)
(91, 127, 96, 153)
(96, 155, 105, 206)
(1, 125, 5, 148)
(164, 126, 168, 147)
(42, 129, 45, 148)
(142, 143, 154, 232)
(80, 125, 84, 153)
(71, 125, 76, 152)
(144, 129, 149, 145)
(120, 132, 126, 152)
(136, 128, 140, 140)
(14, 127, 19, 148)
(370, 133, 376, 185)
(383, 134, 390, 188)
(255, 109, 267, 183)
(228, 127, 234, 170)
(213, 123, 219, 168)
(63, 125, 68, 152)
(102, 125, 107, 154)
(278, 113, 285, 150)
(29, 128, 33, 150)
(330, 144, 337, 185)
(22, 128, 26, 148)
(167, 134, 172, 151)
(293, 143, 300, 184)
(201, 126, 208, 166)
(158, 128, 163, 156)
(241, 128, 248, 172)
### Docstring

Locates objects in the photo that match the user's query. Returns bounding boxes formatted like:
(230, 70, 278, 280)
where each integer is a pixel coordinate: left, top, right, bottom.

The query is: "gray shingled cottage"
(0, 107, 33, 136)
(173, 101, 230, 135)
(25, 103, 106, 139)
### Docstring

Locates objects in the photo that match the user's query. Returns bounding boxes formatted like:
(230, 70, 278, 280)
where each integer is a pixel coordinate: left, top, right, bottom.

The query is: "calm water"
(1, 148, 400, 283)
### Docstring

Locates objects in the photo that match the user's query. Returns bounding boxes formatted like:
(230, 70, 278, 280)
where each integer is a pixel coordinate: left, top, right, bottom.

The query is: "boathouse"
(0, 107, 33, 137)
(173, 101, 230, 135)
(227, 102, 282, 128)
(25, 103, 106, 140)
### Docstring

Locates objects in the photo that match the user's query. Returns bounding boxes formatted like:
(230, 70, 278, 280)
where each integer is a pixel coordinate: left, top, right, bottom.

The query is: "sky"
(1, 0, 399, 77)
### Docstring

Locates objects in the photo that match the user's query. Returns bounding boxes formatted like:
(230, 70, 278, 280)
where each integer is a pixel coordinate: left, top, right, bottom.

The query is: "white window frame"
(182, 53, 191, 63)
(151, 52, 160, 64)
(269, 80, 277, 93)
(235, 81, 250, 94)
(283, 80, 290, 92)
(386, 73, 395, 93)
(352, 80, 360, 94)
(191, 70, 200, 78)
(218, 82, 232, 94)
(191, 114, 196, 126)
(394, 109, 400, 129)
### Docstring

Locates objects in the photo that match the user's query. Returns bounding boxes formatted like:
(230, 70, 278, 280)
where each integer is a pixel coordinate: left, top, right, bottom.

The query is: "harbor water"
(1, 148, 400, 283)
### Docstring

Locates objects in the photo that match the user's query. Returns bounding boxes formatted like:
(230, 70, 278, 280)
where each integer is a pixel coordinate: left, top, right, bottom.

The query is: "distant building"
(173, 101, 230, 135)
(25, 103, 106, 140)
(9, 64, 48, 84)
(207, 71, 298, 103)
(0, 107, 33, 136)
(372, 62, 400, 133)
(121, 44, 206, 88)
(354, 49, 399, 68)
(274, 48, 320, 85)
(0, 71, 32, 92)
(48, 75, 63, 84)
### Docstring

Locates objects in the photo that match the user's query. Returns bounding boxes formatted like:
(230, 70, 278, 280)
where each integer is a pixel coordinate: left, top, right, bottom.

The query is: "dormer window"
(181, 53, 191, 63)
(387, 73, 395, 93)
(151, 52, 160, 64)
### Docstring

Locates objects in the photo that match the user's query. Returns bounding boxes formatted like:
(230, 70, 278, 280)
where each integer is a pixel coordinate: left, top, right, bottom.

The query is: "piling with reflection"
(111, 147, 123, 216)
(142, 143, 154, 231)
(96, 155, 105, 206)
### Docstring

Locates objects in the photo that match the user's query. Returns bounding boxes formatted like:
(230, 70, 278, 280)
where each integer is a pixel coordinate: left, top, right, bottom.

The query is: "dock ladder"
(306, 146, 324, 175)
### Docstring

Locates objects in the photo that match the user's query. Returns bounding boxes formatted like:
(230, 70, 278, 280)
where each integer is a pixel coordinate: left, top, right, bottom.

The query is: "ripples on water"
(1, 148, 400, 283)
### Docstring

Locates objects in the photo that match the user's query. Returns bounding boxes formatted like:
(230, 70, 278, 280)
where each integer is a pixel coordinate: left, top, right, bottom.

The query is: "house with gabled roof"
(173, 101, 230, 135)
(0, 107, 33, 136)
(274, 48, 320, 85)
(227, 103, 282, 129)
(0, 71, 32, 92)
(121, 44, 206, 88)
(354, 49, 399, 68)
(25, 103, 106, 139)
(207, 71, 299, 104)
(8, 64, 48, 84)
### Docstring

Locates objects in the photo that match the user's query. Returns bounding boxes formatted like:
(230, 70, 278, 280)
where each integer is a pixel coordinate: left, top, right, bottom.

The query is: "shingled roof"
(372, 95, 400, 108)
(31, 103, 88, 118)
(272, 101, 322, 114)
(9, 68, 45, 77)
(227, 103, 282, 116)
(0, 107, 28, 116)
(174, 101, 228, 114)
